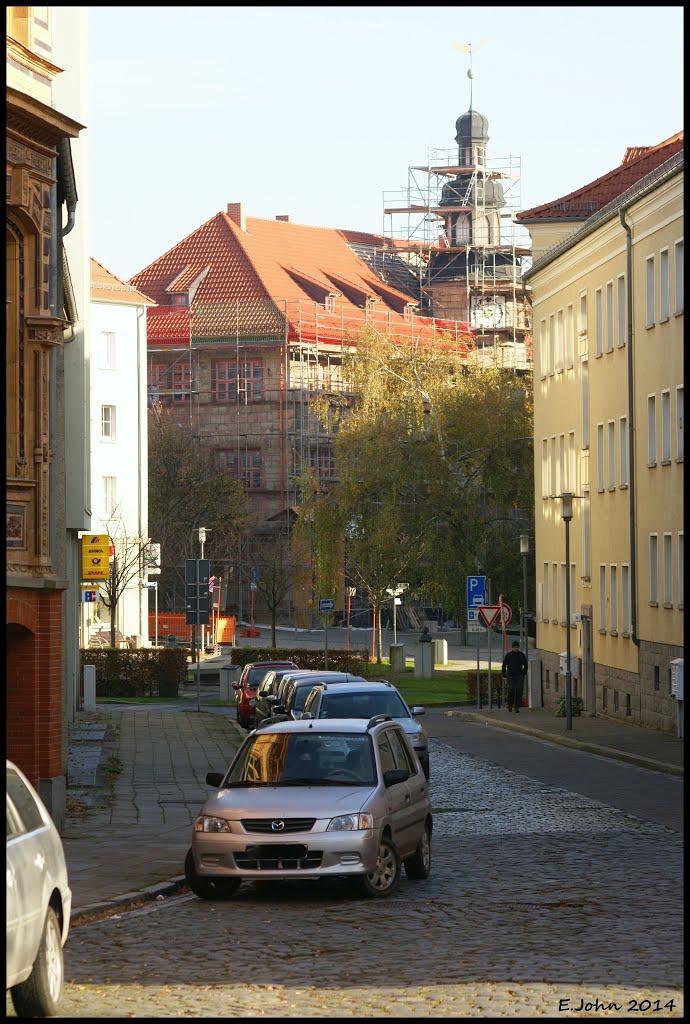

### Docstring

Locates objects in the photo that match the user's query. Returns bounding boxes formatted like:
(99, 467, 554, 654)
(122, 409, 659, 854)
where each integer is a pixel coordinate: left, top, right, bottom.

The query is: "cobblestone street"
(17, 738, 682, 1018)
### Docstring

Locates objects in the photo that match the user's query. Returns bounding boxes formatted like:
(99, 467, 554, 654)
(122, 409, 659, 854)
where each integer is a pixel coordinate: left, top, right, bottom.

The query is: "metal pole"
(155, 582, 158, 649)
(522, 552, 528, 652)
(347, 589, 351, 651)
(476, 628, 481, 710)
(487, 625, 492, 711)
(195, 624, 201, 713)
(565, 516, 573, 730)
(200, 536, 205, 654)
(324, 616, 329, 670)
(393, 595, 397, 645)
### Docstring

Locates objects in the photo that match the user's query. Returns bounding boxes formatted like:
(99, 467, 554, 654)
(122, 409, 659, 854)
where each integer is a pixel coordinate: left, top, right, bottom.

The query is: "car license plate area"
(235, 843, 322, 870)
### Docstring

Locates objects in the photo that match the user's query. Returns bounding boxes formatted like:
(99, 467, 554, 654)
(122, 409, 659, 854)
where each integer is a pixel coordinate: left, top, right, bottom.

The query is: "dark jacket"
(502, 649, 528, 677)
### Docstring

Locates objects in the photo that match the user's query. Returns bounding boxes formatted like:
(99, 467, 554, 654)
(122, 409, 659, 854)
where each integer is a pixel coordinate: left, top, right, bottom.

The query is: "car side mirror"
(206, 772, 223, 788)
(266, 694, 278, 703)
(232, 682, 240, 690)
(411, 706, 426, 716)
(273, 705, 286, 715)
(383, 767, 409, 788)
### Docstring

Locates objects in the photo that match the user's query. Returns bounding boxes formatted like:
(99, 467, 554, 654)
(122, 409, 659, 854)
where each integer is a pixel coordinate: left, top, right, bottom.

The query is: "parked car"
(185, 715, 432, 900)
(6, 759, 72, 1018)
(250, 666, 306, 728)
(278, 671, 367, 721)
(301, 679, 430, 779)
(233, 661, 299, 729)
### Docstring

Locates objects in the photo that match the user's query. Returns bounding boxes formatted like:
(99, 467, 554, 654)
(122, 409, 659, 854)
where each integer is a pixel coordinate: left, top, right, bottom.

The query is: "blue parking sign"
(467, 575, 486, 607)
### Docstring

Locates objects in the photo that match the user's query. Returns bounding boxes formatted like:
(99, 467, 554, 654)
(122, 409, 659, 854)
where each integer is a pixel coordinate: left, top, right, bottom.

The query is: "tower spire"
(453, 39, 487, 111)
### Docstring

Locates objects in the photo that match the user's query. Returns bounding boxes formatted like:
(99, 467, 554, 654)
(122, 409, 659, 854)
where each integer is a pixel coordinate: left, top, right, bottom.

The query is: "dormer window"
(171, 294, 188, 307)
(325, 294, 336, 314)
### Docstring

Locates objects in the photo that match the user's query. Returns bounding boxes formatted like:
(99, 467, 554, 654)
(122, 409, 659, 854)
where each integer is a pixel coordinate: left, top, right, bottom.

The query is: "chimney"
(275, 214, 291, 222)
(226, 203, 246, 231)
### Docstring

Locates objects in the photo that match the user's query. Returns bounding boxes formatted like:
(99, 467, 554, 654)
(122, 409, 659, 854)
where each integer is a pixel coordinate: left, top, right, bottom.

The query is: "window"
(646, 256, 655, 327)
(556, 309, 564, 372)
(647, 395, 657, 465)
(659, 249, 669, 321)
(568, 431, 576, 492)
(172, 363, 191, 402)
(595, 289, 603, 356)
(104, 476, 117, 515)
(548, 314, 555, 375)
(541, 439, 548, 498)
(310, 445, 335, 480)
(326, 294, 336, 314)
(550, 436, 556, 495)
(663, 534, 673, 606)
(596, 423, 604, 490)
(560, 563, 567, 624)
(100, 331, 116, 369)
(610, 564, 618, 632)
(580, 357, 589, 448)
(676, 386, 683, 459)
(649, 534, 658, 604)
(101, 405, 116, 441)
(376, 734, 397, 775)
(542, 564, 549, 621)
(621, 564, 630, 633)
(679, 533, 684, 607)
(552, 563, 558, 621)
(619, 416, 628, 486)
(617, 275, 626, 347)
(219, 449, 262, 489)
(674, 239, 684, 314)
(215, 360, 263, 402)
(582, 493, 591, 580)
(599, 565, 606, 629)
(579, 292, 588, 345)
(607, 420, 615, 488)
(558, 434, 565, 496)
(539, 319, 547, 378)
(606, 282, 614, 352)
(661, 390, 671, 462)
(566, 304, 574, 368)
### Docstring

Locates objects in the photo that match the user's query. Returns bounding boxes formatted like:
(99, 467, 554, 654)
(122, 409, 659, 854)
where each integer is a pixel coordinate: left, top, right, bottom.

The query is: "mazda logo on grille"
(271, 820, 285, 832)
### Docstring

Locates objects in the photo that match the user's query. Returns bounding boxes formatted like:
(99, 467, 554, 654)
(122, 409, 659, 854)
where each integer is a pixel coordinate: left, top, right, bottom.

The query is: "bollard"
(83, 664, 96, 708)
(432, 638, 448, 666)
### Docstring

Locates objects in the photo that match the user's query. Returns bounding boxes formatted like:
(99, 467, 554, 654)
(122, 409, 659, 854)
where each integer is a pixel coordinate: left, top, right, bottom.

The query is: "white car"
(6, 759, 72, 1017)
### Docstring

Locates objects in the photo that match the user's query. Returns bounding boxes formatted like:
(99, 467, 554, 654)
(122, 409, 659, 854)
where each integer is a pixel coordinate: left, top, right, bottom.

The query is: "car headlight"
(326, 812, 374, 831)
(195, 815, 232, 833)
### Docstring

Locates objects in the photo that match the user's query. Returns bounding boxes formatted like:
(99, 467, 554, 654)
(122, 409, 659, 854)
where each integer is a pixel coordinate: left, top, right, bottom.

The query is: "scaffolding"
(382, 145, 533, 366)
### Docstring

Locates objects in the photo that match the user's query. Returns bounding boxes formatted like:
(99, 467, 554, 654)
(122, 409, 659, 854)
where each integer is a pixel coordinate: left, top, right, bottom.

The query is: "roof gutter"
(619, 209, 640, 648)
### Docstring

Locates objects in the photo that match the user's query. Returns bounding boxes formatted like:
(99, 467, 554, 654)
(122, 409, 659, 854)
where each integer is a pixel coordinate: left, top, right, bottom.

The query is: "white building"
(88, 258, 156, 645)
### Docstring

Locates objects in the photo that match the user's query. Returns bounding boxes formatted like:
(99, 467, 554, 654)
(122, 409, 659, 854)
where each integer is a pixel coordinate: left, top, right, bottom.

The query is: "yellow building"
(518, 134, 683, 733)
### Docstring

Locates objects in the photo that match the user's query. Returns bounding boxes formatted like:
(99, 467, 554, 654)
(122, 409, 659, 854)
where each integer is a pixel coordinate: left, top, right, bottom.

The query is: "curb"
(446, 711, 684, 777)
(71, 876, 188, 926)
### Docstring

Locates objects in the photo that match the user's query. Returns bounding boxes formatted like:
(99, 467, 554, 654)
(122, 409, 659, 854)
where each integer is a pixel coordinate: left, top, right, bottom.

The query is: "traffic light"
(185, 559, 210, 625)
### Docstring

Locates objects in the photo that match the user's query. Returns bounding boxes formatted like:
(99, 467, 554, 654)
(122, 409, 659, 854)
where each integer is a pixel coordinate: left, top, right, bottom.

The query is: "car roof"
(246, 660, 298, 669)
(309, 680, 399, 695)
(250, 717, 394, 736)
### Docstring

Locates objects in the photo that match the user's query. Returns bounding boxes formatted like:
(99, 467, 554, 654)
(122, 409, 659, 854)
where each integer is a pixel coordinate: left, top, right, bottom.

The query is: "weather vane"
(452, 39, 487, 110)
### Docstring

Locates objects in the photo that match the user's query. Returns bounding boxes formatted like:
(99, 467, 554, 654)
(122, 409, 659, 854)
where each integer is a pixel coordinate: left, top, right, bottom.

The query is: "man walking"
(502, 640, 528, 713)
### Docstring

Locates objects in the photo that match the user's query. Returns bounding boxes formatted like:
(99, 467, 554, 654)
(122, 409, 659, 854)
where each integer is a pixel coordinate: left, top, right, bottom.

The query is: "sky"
(88, 6, 684, 283)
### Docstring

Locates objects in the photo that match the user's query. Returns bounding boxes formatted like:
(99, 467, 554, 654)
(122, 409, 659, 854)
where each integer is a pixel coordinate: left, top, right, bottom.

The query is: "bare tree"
(248, 524, 293, 648)
(97, 511, 149, 648)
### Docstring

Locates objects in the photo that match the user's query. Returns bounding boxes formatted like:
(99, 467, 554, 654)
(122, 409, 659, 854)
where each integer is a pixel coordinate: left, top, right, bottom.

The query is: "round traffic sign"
(500, 603, 512, 625)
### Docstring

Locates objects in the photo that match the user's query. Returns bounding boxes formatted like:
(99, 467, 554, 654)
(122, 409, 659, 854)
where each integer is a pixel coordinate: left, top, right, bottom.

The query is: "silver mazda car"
(185, 716, 432, 900)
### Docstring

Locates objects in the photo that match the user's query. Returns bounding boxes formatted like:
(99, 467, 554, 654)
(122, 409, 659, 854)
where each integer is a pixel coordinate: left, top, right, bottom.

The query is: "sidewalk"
(63, 671, 683, 926)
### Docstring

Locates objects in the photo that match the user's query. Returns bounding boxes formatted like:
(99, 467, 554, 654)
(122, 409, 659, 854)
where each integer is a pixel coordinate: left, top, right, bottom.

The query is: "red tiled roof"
(517, 131, 684, 222)
(131, 211, 473, 349)
(90, 257, 156, 305)
(165, 264, 208, 293)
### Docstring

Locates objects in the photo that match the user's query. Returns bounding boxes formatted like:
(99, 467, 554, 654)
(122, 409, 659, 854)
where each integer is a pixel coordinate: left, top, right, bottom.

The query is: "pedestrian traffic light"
(185, 558, 210, 625)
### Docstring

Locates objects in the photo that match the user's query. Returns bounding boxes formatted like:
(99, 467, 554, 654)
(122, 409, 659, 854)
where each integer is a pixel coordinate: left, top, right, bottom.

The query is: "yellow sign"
(81, 534, 111, 580)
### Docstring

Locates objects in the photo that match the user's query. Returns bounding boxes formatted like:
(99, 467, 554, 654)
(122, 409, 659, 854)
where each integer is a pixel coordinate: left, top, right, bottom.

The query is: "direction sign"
(478, 605, 501, 628)
(467, 575, 486, 608)
(319, 598, 335, 612)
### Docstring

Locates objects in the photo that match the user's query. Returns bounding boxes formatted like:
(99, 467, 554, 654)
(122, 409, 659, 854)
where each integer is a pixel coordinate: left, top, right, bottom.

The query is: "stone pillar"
(389, 644, 405, 671)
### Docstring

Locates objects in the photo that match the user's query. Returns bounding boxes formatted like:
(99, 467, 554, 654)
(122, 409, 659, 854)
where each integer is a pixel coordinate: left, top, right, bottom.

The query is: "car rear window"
(319, 691, 409, 720)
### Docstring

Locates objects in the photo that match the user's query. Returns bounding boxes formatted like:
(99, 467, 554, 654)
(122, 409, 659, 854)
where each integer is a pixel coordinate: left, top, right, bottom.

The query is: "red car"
(233, 661, 299, 729)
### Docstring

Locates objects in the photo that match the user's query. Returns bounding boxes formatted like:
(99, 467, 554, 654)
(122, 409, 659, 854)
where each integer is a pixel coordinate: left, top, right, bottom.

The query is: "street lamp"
(198, 527, 209, 654)
(560, 493, 573, 731)
(519, 534, 529, 656)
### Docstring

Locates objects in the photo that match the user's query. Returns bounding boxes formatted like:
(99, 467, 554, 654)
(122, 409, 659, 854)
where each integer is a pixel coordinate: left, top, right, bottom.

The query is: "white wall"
(90, 299, 150, 643)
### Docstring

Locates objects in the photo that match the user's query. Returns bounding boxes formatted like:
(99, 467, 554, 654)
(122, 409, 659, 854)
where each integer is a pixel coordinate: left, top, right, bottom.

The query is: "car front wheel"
(10, 905, 64, 1018)
(403, 822, 432, 880)
(357, 836, 401, 898)
(185, 848, 241, 900)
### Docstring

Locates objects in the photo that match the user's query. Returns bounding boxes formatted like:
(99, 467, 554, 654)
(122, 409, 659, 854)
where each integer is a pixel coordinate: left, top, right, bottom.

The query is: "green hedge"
(80, 648, 188, 698)
(227, 647, 371, 676)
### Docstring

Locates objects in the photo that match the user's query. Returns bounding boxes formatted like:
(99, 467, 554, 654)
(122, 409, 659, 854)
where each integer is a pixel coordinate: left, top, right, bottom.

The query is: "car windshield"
(318, 691, 410, 720)
(226, 732, 376, 786)
(292, 684, 318, 712)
